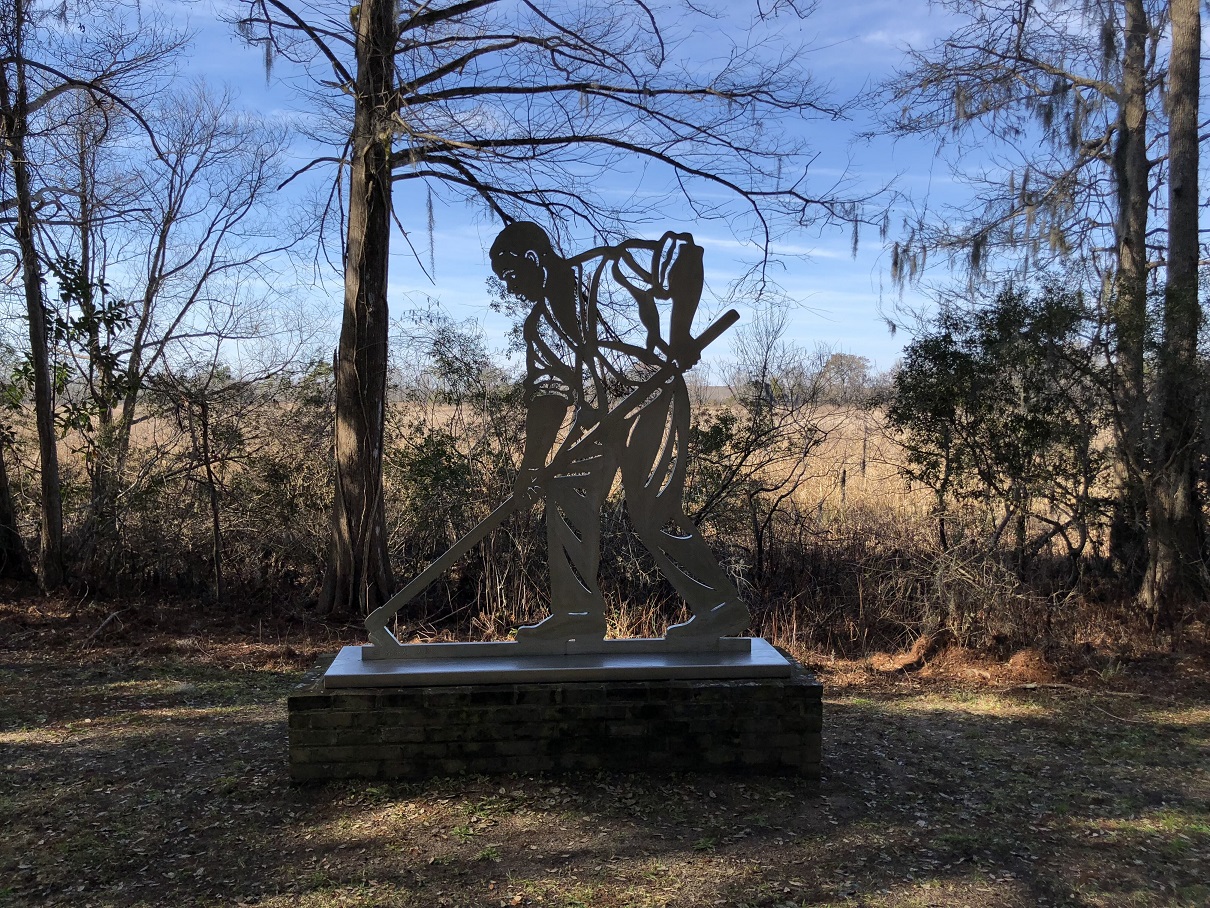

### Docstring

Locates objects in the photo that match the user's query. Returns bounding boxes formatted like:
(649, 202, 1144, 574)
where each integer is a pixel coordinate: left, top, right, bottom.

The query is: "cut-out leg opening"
(659, 518, 693, 542)
(561, 548, 594, 596)
(656, 545, 717, 594)
(553, 501, 584, 543)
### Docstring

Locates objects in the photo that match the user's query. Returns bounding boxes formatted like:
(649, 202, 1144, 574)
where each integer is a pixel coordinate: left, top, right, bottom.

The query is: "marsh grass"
(2, 394, 1203, 655)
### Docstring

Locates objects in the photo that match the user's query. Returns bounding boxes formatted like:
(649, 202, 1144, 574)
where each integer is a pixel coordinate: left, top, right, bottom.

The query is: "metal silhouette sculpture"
(365, 223, 748, 658)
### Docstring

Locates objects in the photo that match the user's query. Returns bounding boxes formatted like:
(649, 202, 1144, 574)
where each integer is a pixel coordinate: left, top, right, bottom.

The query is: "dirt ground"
(1, 595, 1207, 908)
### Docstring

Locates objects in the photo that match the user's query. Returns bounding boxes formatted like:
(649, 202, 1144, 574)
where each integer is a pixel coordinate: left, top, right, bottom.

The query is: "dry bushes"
(3, 366, 335, 605)
(1, 357, 1200, 655)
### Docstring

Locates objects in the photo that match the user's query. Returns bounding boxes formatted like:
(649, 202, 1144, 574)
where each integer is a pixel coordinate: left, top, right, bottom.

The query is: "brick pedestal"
(288, 654, 821, 784)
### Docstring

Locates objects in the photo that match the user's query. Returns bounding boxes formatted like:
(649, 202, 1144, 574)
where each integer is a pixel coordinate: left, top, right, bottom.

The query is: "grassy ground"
(1, 606, 1207, 908)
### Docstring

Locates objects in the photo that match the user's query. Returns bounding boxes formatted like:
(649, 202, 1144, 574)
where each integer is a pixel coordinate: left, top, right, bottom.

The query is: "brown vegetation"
(1, 366, 1205, 665)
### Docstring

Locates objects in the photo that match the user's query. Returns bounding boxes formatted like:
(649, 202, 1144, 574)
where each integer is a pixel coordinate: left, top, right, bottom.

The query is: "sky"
(166, 0, 967, 375)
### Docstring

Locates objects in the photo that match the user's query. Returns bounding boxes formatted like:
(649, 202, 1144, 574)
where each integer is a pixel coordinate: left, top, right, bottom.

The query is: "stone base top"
(361, 633, 753, 660)
(322, 637, 792, 688)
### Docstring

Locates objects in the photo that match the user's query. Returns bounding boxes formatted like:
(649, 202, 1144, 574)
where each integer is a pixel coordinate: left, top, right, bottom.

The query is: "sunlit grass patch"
(94, 678, 200, 696)
(915, 691, 1058, 717)
(1138, 703, 1210, 727)
(1086, 807, 1210, 842)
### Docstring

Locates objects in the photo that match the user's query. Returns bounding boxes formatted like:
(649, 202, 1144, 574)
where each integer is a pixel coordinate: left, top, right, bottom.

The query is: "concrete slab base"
(322, 637, 792, 688)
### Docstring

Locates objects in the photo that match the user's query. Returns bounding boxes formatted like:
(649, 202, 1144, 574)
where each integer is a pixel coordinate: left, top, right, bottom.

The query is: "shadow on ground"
(0, 652, 1206, 908)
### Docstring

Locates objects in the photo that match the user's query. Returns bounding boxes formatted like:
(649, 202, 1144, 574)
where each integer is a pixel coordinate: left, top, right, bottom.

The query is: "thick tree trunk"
(1142, 0, 1202, 634)
(319, 0, 396, 618)
(0, 34, 66, 589)
(1107, 0, 1151, 586)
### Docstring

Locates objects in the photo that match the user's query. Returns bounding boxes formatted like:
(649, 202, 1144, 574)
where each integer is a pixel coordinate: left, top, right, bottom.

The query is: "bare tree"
(146, 342, 301, 605)
(709, 306, 832, 587)
(1, 0, 68, 586)
(236, 0, 874, 618)
(0, 0, 181, 585)
(37, 82, 299, 564)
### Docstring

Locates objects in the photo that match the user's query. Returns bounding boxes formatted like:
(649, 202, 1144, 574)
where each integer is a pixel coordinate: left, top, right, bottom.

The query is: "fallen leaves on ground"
(0, 635, 1207, 907)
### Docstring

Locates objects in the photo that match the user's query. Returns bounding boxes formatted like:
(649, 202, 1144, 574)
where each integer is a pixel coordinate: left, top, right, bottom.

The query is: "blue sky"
(169, 0, 966, 374)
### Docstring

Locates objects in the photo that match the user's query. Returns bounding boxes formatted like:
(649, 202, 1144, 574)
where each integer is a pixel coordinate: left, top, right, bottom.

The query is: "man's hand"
(670, 343, 700, 372)
(513, 465, 543, 505)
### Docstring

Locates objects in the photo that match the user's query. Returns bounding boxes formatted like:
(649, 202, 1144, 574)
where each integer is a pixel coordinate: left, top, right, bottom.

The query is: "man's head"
(490, 221, 557, 303)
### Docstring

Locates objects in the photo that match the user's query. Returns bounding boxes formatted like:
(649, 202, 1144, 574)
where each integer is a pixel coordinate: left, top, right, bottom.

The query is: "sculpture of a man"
(490, 221, 749, 644)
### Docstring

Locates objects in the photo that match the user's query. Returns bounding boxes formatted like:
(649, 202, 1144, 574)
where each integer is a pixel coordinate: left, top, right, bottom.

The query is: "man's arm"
(515, 392, 568, 498)
(658, 237, 703, 364)
(606, 233, 704, 366)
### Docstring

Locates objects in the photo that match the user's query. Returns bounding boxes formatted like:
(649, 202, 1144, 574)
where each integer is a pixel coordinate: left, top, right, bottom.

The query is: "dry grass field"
(3, 393, 1194, 658)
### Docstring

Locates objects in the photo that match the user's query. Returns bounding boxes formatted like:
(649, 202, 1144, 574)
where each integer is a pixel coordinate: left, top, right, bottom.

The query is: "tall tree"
(322, 0, 397, 617)
(237, 0, 871, 618)
(876, 0, 1168, 580)
(1109, 0, 1154, 581)
(0, 0, 178, 586)
(1, 0, 66, 585)
(1143, 0, 1201, 629)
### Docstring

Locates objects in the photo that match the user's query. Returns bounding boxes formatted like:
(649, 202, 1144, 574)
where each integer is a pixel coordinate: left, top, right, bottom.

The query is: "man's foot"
(663, 602, 749, 640)
(515, 612, 607, 644)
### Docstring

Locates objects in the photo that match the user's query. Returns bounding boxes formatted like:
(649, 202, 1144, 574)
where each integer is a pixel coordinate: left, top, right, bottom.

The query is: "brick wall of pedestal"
(287, 655, 822, 784)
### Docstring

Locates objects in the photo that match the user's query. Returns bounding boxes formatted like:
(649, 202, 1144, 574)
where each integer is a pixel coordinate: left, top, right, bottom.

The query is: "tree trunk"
(76, 118, 120, 563)
(319, 0, 396, 618)
(0, 442, 33, 580)
(1142, 0, 1202, 635)
(198, 397, 225, 604)
(0, 23, 66, 588)
(1106, 0, 1151, 586)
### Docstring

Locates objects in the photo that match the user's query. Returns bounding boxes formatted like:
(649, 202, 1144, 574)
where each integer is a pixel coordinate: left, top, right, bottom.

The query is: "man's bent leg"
(621, 380, 748, 639)
(516, 438, 617, 643)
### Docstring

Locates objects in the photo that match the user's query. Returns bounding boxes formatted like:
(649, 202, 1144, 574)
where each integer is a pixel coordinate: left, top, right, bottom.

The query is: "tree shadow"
(1, 656, 1206, 907)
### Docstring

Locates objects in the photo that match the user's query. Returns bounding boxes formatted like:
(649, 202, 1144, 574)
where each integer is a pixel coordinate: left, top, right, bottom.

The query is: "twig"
(1083, 702, 1156, 725)
(78, 610, 125, 651)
